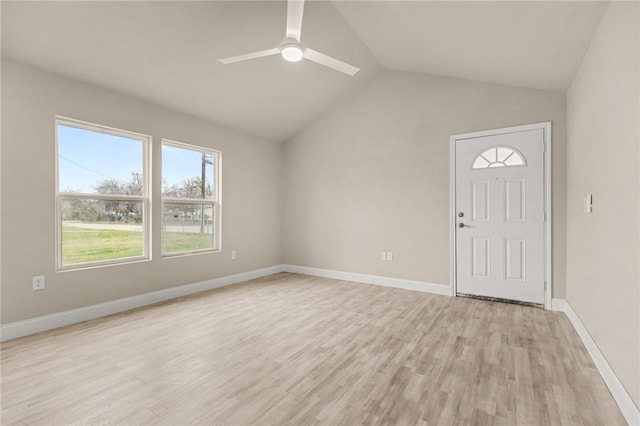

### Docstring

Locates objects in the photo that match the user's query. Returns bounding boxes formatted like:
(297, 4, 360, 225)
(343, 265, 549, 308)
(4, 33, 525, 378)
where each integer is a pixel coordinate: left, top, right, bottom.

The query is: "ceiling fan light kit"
(218, 0, 359, 76)
(281, 42, 304, 62)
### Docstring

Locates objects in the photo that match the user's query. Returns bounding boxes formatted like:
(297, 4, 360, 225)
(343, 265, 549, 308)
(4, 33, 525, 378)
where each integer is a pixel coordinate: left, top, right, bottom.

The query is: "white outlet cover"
(32, 275, 45, 291)
(386, 252, 393, 261)
(380, 251, 387, 261)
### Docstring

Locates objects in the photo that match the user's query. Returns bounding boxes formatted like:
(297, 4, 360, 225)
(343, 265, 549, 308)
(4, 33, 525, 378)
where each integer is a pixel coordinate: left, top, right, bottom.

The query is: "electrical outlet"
(231, 250, 237, 260)
(380, 251, 387, 261)
(32, 275, 45, 291)
(386, 251, 393, 261)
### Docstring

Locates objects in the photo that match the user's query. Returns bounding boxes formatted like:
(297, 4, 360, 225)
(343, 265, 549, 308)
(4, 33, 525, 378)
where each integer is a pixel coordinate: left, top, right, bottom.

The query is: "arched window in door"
(472, 146, 526, 169)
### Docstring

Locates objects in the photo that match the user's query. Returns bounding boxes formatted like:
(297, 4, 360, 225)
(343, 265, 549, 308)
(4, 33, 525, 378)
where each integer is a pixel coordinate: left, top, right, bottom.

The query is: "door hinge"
(544, 211, 547, 222)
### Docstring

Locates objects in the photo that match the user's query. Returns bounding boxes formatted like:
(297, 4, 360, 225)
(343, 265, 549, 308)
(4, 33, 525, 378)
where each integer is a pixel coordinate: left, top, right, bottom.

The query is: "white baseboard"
(0, 265, 284, 342)
(3, 265, 636, 424)
(282, 264, 451, 296)
(554, 299, 639, 425)
(551, 298, 567, 312)
(1, 264, 447, 342)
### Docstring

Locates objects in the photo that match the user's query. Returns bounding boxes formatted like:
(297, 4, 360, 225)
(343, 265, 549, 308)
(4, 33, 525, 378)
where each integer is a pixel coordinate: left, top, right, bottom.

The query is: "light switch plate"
(584, 194, 593, 213)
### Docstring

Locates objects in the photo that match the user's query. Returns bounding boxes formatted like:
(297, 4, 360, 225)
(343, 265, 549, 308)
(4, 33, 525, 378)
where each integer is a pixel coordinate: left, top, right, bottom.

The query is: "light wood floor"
(1, 273, 625, 425)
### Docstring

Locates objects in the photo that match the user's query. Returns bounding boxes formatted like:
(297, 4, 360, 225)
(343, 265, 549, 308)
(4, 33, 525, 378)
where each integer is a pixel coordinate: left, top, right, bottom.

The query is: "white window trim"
(55, 116, 152, 271)
(161, 138, 221, 257)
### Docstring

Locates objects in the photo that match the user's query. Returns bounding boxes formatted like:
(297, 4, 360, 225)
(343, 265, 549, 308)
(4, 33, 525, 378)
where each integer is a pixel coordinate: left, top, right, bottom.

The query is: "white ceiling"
(1, 1, 381, 142)
(1, 1, 608, 142)
(334, 1, 609, 92)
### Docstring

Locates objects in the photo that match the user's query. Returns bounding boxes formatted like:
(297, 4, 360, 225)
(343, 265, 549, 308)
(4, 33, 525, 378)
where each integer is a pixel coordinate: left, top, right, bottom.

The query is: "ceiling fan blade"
(303, 48, 360, 76)
(219, 48, 281, 64)
(286, 0, 305, 42)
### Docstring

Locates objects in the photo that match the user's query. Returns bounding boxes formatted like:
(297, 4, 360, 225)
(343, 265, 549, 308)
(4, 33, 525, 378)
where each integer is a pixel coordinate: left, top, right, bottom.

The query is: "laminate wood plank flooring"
(1, 273, 626, 425)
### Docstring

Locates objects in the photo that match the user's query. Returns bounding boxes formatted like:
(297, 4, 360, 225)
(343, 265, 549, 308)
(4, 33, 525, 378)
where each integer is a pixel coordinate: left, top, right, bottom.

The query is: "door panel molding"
(505, 238, 526, 281)
(472, 237, 491, 278)
(450, 122, 552, 308)
(472, 181, 491, 221)
(505, 179, 526, 222)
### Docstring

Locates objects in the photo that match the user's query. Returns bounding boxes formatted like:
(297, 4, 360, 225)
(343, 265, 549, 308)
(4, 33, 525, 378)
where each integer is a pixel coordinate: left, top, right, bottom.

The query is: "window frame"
(160, 138, 221, 257)
(55, 116, 152, 271)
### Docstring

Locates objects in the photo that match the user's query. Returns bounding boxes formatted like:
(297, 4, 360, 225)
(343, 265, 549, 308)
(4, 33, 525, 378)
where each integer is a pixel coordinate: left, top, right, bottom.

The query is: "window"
(161, 140, 220, 255)
(56, 117, 150, 269)
(472, 146, 525, 169)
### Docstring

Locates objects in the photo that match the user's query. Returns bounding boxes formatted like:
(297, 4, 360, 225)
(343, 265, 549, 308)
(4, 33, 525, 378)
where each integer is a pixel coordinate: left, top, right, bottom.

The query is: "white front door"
(454, 127, 546, 305)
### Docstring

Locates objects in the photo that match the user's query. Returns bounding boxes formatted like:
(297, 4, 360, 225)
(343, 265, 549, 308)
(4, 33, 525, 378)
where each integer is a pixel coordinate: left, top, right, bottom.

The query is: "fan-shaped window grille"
(472, 146, 525, 169)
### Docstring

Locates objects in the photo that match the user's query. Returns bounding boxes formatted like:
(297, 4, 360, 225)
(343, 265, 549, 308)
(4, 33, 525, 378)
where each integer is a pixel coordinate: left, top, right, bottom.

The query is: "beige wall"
(0, 60, 283, 324)
(283, 70, 567, 296)
(566, 2, 640, 407)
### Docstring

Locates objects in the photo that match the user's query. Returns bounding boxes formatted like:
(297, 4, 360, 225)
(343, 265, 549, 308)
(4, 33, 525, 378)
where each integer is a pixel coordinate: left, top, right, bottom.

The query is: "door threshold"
(457, 293, 543, 308)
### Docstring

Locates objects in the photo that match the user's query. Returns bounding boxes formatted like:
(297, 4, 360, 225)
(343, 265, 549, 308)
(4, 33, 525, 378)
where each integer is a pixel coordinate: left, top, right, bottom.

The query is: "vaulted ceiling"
(1, 1, 609, 142)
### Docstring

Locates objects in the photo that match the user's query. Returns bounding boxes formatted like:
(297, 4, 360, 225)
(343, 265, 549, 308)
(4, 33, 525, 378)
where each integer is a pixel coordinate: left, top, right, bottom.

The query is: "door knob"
(458, 223, 466, 228)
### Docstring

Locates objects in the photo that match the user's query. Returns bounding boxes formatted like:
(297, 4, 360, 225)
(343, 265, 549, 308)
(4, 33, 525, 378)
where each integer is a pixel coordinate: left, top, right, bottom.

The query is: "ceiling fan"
(218, 0, 359, 76)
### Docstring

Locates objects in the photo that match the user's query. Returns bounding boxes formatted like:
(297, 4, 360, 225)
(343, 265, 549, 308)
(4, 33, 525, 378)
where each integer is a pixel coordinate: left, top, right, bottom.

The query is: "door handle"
(458, 223, 466, 228)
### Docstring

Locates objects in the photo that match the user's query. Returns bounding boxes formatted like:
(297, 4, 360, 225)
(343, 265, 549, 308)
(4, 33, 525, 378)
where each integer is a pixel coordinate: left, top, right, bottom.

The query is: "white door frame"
(450, 122, 552, 309)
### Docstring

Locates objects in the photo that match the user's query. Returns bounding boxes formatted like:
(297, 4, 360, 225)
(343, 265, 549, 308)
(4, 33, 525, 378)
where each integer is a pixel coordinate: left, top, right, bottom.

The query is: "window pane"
(163, 203, 214, 254)
(504, 153, 525, 166)
(61, 199, 144, 265)
(472, 157, 490, 169)
(162, 144, 215, 199)
(497, 147, 513, 162)
(481, 148, 497, 163)
(58, 125, 143, 195)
